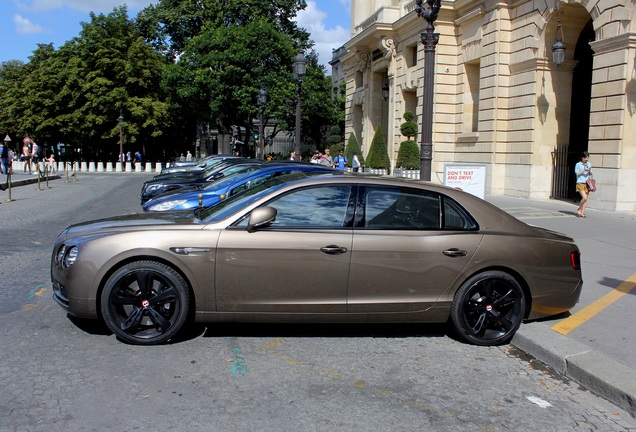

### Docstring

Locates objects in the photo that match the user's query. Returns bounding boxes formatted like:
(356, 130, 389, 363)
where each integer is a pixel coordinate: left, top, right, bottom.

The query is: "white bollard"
(88, 161, 95, 172)
(80, 161, 87, 172)
(155, 162, 162, 172)
(125, 162, 132, 172)
(96, 162, 103, 172)
(145, 162, 152, 172)
(106, 162, 113, 172)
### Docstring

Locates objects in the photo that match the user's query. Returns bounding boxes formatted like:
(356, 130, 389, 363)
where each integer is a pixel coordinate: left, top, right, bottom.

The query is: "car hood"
(63, 211, 199, 236)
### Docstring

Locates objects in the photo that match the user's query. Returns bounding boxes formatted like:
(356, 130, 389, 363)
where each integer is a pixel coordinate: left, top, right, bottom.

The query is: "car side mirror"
(247, 206, 277, 233)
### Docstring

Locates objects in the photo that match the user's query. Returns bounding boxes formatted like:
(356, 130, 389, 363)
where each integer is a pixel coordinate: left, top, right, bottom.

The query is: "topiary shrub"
(396, 140, 420, 169)
(400, 111, 418, 140)
(365, 125, 390, 170)
(344, 132, 364, 165)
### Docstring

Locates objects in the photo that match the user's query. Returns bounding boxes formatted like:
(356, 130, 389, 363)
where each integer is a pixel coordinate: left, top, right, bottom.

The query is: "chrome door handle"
(443, 248, 467, 257)
(320, 245, 348, 255)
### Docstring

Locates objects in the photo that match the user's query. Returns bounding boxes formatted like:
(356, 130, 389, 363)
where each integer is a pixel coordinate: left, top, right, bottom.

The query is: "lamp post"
(552, 1, 566, 68)
(293, 51, 307, 161)
(257, 87, 267, 160)
(118, 114, 124, 158)
(416, 0, 441, 181)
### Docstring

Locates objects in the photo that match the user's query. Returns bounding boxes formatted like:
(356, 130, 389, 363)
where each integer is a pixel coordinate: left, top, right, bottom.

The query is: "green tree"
(396, 141, 420, 169)
(137, 0, 309, 59)
(344, 132, 364, 165)
(0, 60, 28, 140)
(365, 126, 390, 170)
(400, 111, 418, 139)
(396, 111, 420, 169)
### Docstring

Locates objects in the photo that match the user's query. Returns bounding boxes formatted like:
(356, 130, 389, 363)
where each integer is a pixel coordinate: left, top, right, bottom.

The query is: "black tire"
(450, 270, 525, 346)
(101, 261, 190, 345)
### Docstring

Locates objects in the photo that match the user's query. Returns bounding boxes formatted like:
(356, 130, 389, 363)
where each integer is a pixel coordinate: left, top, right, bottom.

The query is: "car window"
(233, 185, 353, 229)
(364, 188, 441, 229)
(362, 187, 477, 231)
(267, 185, 352, 228)
(443, 197, 478, 230)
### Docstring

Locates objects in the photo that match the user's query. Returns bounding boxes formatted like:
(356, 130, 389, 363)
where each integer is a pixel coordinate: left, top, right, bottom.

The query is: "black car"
(141, 159, 263, 204)
(160, 155, 240, 175)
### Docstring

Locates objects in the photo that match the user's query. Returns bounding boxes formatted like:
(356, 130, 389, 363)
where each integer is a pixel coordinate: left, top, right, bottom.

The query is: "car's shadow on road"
(67, 314, 452, 344)
(195, 322, 450, 341)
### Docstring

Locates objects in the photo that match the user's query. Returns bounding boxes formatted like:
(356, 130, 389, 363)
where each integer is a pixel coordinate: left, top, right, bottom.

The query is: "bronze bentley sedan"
(51, 173, 582, 346)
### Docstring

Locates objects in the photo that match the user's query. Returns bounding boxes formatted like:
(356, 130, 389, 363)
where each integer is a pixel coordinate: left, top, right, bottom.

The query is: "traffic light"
(253, 132, 259, 140)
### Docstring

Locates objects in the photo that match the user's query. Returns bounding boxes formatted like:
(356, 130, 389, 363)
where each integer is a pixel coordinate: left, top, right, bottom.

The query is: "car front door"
(215, 184, 355, 313)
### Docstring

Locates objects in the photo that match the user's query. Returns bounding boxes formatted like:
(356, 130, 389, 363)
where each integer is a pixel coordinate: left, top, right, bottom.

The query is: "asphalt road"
(0, 173, 634, 431)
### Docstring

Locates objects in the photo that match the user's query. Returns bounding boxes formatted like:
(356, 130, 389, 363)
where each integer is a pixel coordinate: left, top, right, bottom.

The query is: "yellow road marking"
(551, 273, 636, 335)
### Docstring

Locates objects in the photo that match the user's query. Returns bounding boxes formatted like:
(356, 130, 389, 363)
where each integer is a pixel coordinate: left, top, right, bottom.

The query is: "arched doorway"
(551, 8, 595, 200)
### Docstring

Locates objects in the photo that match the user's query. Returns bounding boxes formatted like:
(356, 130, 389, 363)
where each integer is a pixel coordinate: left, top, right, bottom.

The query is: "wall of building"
(342, 0, 636, 212)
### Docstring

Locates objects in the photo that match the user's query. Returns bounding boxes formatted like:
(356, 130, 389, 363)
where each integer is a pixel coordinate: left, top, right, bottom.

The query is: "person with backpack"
(333, 149, 348, 170)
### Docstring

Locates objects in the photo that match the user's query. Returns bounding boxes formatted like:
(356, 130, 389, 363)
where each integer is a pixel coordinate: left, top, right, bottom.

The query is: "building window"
(464, 60, 480, 133)
(405, 44, 418, 68)
(355, 70, 364, 88)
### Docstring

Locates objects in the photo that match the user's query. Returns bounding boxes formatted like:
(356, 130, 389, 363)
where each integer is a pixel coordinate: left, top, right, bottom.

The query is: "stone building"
(341, 0, 636, 212)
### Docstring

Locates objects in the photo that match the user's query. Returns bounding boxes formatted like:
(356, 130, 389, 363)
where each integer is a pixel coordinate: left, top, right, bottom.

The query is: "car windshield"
(197, 172, 313, 223)
(202, 165, 263, 190)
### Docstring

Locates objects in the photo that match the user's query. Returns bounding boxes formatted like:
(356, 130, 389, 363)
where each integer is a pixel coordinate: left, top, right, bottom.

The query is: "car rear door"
(347, 186, 483, 313)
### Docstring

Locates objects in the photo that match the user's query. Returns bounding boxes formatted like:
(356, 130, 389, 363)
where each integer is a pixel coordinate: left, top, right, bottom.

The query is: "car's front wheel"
(450, 270, 525, 346)
(101, 261, 190, 345)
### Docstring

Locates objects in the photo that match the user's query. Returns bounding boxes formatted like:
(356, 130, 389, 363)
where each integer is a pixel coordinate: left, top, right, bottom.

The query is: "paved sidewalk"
(487, 194, 636, 416)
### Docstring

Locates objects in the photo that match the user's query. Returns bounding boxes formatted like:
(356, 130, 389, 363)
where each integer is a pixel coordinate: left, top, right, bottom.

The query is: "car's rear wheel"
(450, 270, 525, 346)
(101, 261, 190, 345)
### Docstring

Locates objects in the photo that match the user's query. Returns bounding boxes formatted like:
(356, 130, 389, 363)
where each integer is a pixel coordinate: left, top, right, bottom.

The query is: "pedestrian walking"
(0, 140, 7, 174)
(22, 135, 33, 174)
(575, 151, 592, 218)
(351, 151, 361, 172)
(186, 151, 193, 161)
(320, 148, 334, 167)
(47, 154, 57, 175)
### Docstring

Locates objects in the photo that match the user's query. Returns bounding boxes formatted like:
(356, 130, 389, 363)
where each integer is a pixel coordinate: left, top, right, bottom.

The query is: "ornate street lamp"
(416, 0, 442, 181)
(118, 114, 124, 158)
(257, 87, 267, 160)
(552, 1, 566, 68)
(382, 83, 390, 101)
(293, 51, 307, 161)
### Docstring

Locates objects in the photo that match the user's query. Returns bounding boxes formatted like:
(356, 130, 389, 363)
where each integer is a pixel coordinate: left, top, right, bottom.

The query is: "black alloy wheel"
(101, 261, 190, 345)
(450, 270, 525, 346)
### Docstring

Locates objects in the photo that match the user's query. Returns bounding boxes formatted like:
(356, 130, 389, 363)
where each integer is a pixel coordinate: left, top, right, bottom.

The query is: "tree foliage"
(0, 0, 339, 161)
(365, 126, 390, 169)
(400, 111, 418, 140)
(396, 140, 420, 169)
(344, 132, 364, 165)
(0, 6, 169, 161)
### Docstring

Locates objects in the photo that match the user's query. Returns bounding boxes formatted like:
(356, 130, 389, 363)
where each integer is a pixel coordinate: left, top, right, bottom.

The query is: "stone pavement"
(3, 172, 635, 417)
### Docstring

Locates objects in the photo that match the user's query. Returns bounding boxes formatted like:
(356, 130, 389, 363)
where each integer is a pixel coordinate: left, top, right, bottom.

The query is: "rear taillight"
(570, 250, 581, 270)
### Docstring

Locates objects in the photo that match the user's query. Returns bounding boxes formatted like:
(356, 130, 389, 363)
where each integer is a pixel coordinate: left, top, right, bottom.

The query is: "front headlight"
(146, 184, 161, 193)
(56, 245, 78, 268)
(63, 246, 78, 268)
(148, 199, 188, 211)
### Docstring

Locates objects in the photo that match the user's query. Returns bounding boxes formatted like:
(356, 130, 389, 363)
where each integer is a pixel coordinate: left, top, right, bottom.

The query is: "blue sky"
(1, 0, 351, 66)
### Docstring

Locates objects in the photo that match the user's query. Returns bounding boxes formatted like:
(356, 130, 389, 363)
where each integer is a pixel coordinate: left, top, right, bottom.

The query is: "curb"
(512, 322, 636, 416)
